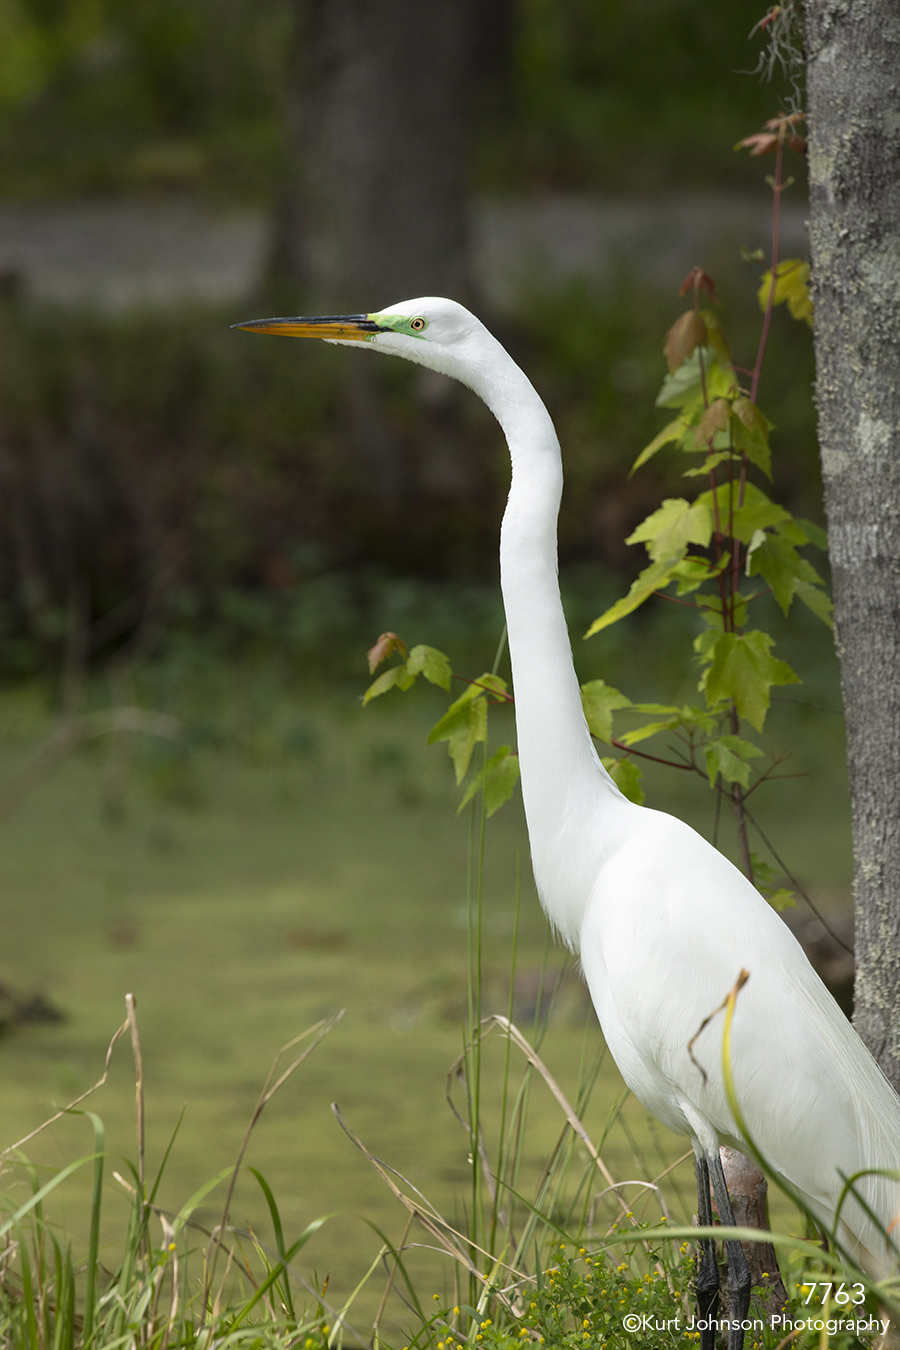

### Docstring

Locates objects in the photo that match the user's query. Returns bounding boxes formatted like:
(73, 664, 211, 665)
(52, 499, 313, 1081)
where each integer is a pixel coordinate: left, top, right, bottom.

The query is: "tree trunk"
(277, 0, 473, 310)
(805, 2, 900, 1090)
(272, 0, 480, 511)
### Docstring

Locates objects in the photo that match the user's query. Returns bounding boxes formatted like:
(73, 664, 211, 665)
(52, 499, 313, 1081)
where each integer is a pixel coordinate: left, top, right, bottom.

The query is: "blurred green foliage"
(0, 258, 818, 672)
(481, 0, 797, 192)
(0, 0, 793, 200)
(0, 0, 290, 198)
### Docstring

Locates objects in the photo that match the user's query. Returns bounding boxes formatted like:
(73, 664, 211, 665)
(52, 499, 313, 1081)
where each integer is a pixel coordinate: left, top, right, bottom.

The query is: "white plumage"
(236, 295, 900, 1332)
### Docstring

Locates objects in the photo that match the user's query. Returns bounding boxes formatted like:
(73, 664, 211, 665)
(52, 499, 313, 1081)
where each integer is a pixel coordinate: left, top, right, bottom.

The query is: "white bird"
(235, 297, 900, 1348)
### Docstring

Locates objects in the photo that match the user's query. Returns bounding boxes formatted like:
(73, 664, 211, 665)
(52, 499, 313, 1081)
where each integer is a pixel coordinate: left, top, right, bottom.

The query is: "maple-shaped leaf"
(600, 756, 645, 805)
(627, 497, 713, 561)
(793, 517, 829, 551)
(678, 267, 719, 304)
(467, 672, 510, 701)
(745, 533, 824, 614)
(617, 717, 679, 747)
(664, 311, 708, 373)
(405, 644, 452, 691)
(670, 555, 724, 594)
(428, 692, 488, 783)
(367, 631, 408, 673)
(683, 452, 732, 478)
(362, 663, 416, 705)
(731, 396, 773, 477)
(698, 588, 750, 633)
(696, 481, 791, 544)
(703, 630, 800, 732)
(630, 416, 689, 474)
(585, 555, 684, 637)
(695, 398, 730, 447)
(656, 350, 736, 411)
(703, 734, 763, 790)
(794, 579, 834, 627)
(700, 309, 731, 364)
(580, 679, 632, 742)
(758, 259, 812, 325)
(736, 132, 779, 156)
(618, 702, 717, 747)
(458, 745, 520, 817)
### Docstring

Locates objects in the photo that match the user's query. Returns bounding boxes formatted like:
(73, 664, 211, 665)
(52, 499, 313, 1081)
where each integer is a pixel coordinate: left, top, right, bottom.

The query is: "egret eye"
(409, 317, 427, 332)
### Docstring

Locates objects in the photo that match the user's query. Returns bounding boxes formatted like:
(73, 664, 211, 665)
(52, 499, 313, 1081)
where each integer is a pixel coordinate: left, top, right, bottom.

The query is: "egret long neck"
(479, 354, 626, 944)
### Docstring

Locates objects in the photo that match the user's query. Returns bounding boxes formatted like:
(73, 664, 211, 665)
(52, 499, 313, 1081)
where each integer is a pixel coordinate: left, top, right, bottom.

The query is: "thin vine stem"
(750, 133, 784, 403)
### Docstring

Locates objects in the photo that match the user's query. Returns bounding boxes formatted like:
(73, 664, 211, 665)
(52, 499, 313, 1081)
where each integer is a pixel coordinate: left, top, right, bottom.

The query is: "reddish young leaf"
(663, 311, 708, 374)
(695, 397, 730, 446)
(765, 112, 804, 133)
(367, 630, 408, 673)
(736, 132, 779, 156)
(788, 135, 807, 154)
(678, 266, 719, 304)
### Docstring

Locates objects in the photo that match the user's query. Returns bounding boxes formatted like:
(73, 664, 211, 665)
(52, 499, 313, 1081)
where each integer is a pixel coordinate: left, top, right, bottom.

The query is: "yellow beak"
(231, 314, 386, 341)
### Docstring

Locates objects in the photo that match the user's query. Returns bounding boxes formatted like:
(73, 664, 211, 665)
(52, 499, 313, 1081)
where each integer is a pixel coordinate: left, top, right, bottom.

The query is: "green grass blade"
(248, 1166, 294, 1318)
(147, 1106, 185, 1208)
(0, 1154, 102, 1243)
(17, 1234, 39, 1350)
(80, 1111, 105, 1349)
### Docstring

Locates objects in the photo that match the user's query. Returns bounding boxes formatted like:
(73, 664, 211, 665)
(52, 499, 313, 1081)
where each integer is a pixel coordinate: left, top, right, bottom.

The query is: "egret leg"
(694, 1156, 720, 1350)
(708, 1150, 752, 1350)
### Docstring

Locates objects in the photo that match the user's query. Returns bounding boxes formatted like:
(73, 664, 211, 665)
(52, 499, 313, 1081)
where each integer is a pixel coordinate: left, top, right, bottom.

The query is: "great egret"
(235, 297, 900, 1349)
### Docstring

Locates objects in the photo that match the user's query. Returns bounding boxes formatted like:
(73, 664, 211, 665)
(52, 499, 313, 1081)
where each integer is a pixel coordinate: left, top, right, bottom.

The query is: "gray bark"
(805, 1, 900, 1089)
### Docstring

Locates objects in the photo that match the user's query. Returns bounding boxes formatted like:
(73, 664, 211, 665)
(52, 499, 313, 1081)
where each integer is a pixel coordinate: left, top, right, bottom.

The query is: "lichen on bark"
(805, 0, 900, 1087)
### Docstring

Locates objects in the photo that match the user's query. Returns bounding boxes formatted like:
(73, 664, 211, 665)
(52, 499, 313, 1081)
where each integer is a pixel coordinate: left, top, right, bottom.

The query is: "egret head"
(232, 296, 493, 390)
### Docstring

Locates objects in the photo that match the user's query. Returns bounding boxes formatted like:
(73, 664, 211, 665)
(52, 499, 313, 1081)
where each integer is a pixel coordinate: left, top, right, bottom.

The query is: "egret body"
(236, 297, 900, 1347)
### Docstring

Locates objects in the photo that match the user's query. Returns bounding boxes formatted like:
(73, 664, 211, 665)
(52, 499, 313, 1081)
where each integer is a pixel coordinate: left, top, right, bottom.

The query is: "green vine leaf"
(656, 349, 736, 411)
(695, 481, 791, 543)
(427, 674, 509, 783)
(580, 679, 632, 742)
(600, 757, 645, 805)
(617, 703, 718, 746)
(663, 310, 708, 373)
(700, 309, 732, 364)
(758, 258, 812, 325)
(428, 693, 488, 783)
(745, 533, 826, 615)
(750, 853, 797, 910)
(457, 745, 520, 817)
(766, 887, 798, 911)
(585, 555, 685, 637)
(362, 664, 415, 705)
(670, 555, 726, 595)
(362, 641, 452, 704)
(682, 452, 732, 478)
(698, 590, 749, 631)
(405, 644, 452, 691)
(794, 517, 829, 551)
(626, 497, 713, 561)
(630, 417, 689, 474)
(794, 579, 834, 627)
(694, 398, 730, 447)
(702, 630, 800, 732)
(731, 396, 773, 478)
(703, 734, 763, 790)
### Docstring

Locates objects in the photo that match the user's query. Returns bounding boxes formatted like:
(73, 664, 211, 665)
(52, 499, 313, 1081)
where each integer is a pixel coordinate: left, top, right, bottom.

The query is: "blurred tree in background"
(0, 0, 789, 200)
(0, 0, 818, 671)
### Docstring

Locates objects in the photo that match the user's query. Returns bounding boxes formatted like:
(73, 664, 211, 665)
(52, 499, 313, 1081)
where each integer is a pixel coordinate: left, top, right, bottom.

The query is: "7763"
(800, 1283, 866, 1306)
